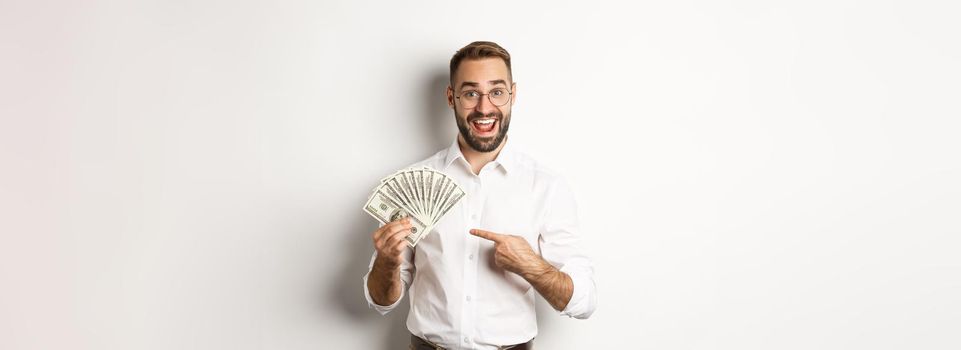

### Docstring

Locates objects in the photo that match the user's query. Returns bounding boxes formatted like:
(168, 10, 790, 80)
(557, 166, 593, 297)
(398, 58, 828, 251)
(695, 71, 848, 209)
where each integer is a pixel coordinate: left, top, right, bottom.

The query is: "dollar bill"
(364, 166, 466, 247)
(363, 188, 429, 247)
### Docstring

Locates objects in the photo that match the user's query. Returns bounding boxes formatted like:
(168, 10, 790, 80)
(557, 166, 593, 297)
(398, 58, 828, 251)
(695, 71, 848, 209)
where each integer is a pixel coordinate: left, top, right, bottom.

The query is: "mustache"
(467, 111, 501, 122)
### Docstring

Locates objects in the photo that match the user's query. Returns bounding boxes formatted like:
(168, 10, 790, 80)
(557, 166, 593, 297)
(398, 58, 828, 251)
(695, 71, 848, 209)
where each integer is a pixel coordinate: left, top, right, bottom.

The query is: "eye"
(491, 89, 505, 96)
(464, 91, 479, 98)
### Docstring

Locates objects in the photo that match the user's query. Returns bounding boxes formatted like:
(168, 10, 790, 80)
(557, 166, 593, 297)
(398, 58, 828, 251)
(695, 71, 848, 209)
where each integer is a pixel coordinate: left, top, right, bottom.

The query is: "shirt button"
(468, 254, 473, 260)
(466, 295, 471, 301)
(464, 337, 470, 343)
(471, 214, 478, 220)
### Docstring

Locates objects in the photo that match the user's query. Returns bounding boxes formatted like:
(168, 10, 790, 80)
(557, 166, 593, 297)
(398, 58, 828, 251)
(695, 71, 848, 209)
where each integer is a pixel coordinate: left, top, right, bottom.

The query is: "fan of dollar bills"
(363, 166, 466, 247)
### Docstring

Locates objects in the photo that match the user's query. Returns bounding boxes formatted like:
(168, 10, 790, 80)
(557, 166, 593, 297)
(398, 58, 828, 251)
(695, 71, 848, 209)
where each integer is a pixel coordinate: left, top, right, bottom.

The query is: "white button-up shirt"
(363, 138, 597, 349)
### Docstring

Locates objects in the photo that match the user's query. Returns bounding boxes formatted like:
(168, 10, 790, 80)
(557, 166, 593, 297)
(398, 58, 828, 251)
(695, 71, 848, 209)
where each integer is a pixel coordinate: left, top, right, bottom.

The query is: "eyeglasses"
(455, 87, 513, 109)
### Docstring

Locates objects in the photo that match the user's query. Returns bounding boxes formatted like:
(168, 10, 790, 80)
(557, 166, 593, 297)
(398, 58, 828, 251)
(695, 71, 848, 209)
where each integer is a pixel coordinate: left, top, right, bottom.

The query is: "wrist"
(520, 256, 554, 281)
(372, 256, 401, 277)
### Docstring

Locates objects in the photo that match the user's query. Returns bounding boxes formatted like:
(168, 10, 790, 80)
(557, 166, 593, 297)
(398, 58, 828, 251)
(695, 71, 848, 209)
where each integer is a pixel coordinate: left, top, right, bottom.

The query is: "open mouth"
(470, 118, 498, 136)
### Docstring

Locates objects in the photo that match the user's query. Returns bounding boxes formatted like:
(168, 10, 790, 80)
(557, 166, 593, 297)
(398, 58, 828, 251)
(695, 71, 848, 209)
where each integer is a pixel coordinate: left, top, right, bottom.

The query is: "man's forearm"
(520, 258, 573, 311)
(367, 256, 403, 306)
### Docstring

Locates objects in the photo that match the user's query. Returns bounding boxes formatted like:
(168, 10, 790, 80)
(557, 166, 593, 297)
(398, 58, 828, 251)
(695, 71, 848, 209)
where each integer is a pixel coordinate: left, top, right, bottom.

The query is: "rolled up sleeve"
(538, 178, 597, 319)
(362, 224, 415, 315)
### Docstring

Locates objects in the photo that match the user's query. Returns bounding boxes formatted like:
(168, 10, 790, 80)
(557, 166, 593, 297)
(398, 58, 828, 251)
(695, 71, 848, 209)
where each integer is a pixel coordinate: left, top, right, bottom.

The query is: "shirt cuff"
(362, 268, 405, 315)
(558, 264, 596, 319)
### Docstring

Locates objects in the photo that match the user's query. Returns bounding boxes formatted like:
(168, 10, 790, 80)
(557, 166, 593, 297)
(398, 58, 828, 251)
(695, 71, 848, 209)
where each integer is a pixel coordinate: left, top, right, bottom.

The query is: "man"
(363, 41, 597, 350)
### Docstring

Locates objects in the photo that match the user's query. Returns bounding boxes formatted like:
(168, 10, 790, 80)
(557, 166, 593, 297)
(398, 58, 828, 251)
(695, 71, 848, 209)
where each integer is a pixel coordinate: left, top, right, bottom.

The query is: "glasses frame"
(454, 86, 514, 109)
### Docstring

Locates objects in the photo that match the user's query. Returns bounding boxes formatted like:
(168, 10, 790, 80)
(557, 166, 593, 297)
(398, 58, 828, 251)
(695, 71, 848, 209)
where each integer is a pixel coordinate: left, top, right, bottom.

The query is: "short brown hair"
(449, 41, 512, 86)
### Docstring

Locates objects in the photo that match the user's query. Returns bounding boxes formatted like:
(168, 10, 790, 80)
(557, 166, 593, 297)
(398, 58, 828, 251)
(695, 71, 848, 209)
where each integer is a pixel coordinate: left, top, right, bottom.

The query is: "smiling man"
(363, 41, 597, 350)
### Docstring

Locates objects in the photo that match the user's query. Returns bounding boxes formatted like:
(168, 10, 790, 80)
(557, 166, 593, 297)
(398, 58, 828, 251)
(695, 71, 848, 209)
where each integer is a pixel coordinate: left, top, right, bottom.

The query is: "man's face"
(447, 58, 516, 153)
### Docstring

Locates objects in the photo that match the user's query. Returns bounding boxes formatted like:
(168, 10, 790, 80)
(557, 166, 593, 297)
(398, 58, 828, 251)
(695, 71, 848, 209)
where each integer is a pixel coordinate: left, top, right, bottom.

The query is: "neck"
(457, 135, 507, 175)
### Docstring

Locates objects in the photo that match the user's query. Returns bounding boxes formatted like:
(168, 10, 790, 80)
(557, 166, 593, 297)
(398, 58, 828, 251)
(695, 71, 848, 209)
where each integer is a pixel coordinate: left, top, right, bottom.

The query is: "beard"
(455, 109, 511, 153)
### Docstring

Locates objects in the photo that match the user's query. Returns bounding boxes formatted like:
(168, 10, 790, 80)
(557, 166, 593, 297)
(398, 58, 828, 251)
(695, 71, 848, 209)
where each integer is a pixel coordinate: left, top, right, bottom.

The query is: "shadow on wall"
(329, 210, 411, 350)
(328, 68, 451, 350)
(422, 68, 456, 151)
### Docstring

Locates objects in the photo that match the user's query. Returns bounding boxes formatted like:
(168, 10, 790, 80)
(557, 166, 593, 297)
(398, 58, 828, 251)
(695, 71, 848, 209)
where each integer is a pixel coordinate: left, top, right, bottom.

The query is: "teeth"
(475, 119, 495, 124)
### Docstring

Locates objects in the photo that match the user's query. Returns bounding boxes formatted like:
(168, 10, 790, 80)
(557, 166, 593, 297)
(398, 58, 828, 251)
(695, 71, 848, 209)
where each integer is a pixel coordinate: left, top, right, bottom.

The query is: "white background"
(2, 0, 959, 349)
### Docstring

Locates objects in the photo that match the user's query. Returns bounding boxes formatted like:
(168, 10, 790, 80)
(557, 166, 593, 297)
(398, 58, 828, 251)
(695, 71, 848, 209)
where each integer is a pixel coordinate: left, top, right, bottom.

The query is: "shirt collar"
(443, 136, 517, 175)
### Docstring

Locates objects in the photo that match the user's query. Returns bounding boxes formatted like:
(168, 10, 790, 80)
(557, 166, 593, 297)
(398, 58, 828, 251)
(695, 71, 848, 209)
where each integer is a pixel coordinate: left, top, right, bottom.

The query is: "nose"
(474, 93, 498, 115)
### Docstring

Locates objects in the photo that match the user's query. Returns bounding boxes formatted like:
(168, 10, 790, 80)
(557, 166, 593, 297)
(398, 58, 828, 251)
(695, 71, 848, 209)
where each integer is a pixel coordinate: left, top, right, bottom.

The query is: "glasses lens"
(461, 91, 479, 108)
(490, 89, 509, 106)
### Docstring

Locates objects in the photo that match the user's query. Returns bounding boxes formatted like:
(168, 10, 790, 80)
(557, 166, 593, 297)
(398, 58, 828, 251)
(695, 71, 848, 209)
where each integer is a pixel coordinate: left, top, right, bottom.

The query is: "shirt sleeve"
(362, 223, 416, 315)
(538, 177, 598, 319)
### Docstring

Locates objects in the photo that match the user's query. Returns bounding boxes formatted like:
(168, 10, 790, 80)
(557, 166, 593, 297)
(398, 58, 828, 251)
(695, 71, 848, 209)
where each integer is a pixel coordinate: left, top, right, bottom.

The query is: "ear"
(446, 85, 455, 109)
(510, 81, 517, 107)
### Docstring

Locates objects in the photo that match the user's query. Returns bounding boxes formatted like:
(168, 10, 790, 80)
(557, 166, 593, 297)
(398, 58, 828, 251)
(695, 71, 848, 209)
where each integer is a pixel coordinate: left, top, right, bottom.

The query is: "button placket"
(460, 180, 481, 350)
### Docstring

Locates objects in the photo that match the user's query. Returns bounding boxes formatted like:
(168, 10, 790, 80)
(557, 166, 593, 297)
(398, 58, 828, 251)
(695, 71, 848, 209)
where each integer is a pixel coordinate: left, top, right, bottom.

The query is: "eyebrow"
(459, 79, 509, 90)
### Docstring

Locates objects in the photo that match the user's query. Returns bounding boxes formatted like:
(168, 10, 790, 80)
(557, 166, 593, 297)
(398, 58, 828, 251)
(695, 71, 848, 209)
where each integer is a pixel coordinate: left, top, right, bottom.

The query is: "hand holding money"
(371, 217, 413, 269)
(367, 217, 413, 307)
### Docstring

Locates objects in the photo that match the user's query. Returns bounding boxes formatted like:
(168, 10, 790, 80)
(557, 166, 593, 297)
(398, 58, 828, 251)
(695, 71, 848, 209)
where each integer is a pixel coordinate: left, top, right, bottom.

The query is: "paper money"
(363, 166, 466, 247)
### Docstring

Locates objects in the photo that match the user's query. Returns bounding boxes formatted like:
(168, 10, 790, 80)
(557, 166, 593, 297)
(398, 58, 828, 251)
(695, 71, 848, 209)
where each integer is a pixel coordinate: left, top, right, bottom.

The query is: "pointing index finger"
(470, 229, 504, 242)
